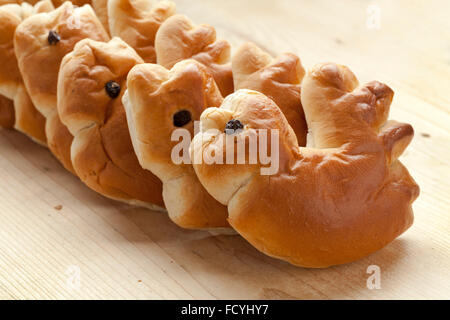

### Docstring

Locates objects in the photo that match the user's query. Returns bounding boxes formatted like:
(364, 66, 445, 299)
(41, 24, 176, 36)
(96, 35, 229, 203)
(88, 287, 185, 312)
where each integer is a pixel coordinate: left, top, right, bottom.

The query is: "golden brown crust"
(46, 110, 73, 168)
(0, 0, 52, 144)
(108, 0, 175, 62)
(191, 63, 419, 267)
(191, 90, 298, 205)
(0, 1, 92, 8)
(0, 6, 21, 98)
(51, 0, 91, 7)
(0, 0, 39, 5)
(14, 2, 109, 117)
(91, 0, 109, 33)
(14, 2, 109, 172)
(13, 84, 46, 143)
(124, 60, 229, 228)
(232, 42, 307, 146)
(0, 5, 20, 129)
(58, 37, 164, 208)
(0, 95, 14, 128)
(155, 14, 234, 97)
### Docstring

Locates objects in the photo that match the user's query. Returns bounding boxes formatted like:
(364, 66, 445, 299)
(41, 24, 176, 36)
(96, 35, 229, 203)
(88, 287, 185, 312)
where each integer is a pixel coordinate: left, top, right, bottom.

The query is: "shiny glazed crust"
(58, 37, 164, 209)
(155, 14, 234, 96)
(0, 0, 53, 144)
(108, 0, 175, 62)
(191, 63, 419, 267)
(14, 1, 109, 172)
(232, 42, 307, 146)
(123, 59, 229, 228)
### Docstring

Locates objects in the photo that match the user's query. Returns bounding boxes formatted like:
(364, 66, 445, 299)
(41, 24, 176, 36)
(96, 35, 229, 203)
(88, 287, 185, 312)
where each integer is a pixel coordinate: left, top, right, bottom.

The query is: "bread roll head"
(14, 1, 109, 171)
(14, 1, 109, 118)
(0, 0, 53, 144)
(155, 14, 234, 97)
(191, 89, 296, 205)
(108, 0, 175, 62)
(58, 37, 164, 209)
(232, 42, 307, 146)
(191, 63, 419, 267)
(123, 59, 229, 228)
(0, 1, 55, 97)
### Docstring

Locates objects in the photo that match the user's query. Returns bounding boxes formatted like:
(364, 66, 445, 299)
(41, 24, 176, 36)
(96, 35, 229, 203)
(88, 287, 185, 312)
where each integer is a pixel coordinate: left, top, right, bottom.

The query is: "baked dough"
(123, 59, 229, 228)
(58, 37, 164, 210)
(0, 1, 92, 6)
(108, 0, 175, 62)
(155, 14, 233, 96)
(51, 0, 92, 7)
(14, 1, 109, 172)
(232, 42, 307, 146)
(0, 0, 53, 144)
(191, 63, 419, 267)
(0, 0, 40, 5)
(91, 0, 109, 33)
(0, 96, 14, 128)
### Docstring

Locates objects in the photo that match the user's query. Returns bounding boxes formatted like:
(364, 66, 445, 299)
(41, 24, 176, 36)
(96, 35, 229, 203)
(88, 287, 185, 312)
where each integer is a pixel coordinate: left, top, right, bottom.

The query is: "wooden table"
(0, 0, 449, 299)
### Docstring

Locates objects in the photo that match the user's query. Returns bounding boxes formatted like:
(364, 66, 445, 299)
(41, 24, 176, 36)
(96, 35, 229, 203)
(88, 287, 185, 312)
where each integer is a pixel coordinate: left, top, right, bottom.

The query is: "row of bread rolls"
(0, 0, 419, 267)
(0, 0, 54, 145)
(0, 0, 242, 216)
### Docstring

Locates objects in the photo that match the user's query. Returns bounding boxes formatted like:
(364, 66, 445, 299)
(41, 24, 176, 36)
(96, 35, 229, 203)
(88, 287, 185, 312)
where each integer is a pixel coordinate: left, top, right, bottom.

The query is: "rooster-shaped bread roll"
(58, 37, 164, 210)
(108, 0, 175, 62)
(0, 0, 54, 144)
(155, 14, 233, 97)
(14, 1, 109, 172)
(191, 63, 420, 267)
(232, 42, 307, 146)
(123, 60, 229, 228)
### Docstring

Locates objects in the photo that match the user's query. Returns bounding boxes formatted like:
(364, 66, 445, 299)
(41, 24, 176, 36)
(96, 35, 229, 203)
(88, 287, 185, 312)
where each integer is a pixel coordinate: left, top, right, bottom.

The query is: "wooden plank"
(0, 0, 448, 299)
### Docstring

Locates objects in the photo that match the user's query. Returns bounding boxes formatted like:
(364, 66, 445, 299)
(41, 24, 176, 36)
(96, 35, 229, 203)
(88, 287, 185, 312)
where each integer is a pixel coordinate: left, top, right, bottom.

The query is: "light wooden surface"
(0, 0, 449, 300)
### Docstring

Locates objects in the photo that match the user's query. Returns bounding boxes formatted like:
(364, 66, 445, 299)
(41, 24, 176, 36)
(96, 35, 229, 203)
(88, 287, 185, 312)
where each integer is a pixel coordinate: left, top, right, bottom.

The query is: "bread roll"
(58, 37, 164, 209)
(191, 63, 419, 267)
(232, 42, 307, 146)
(0, 0, 53, 144)
(14, 1, 109, 172)
(123, 60, 229, 228)
(108, 0, 175, 62)
(155, 14, 233, 97)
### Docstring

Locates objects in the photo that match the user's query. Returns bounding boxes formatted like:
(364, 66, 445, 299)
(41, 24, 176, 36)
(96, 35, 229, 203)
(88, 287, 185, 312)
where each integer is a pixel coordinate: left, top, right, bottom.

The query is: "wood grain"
(0, 0, 449, 299)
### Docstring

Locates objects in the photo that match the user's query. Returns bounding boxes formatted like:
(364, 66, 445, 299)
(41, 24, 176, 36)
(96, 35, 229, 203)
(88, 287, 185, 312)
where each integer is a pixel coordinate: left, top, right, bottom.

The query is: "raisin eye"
(225, 119, 243, 134)
(105, 81, 121, 99)
(173, 110, 191, 127)
(48, 30, 60, 45)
